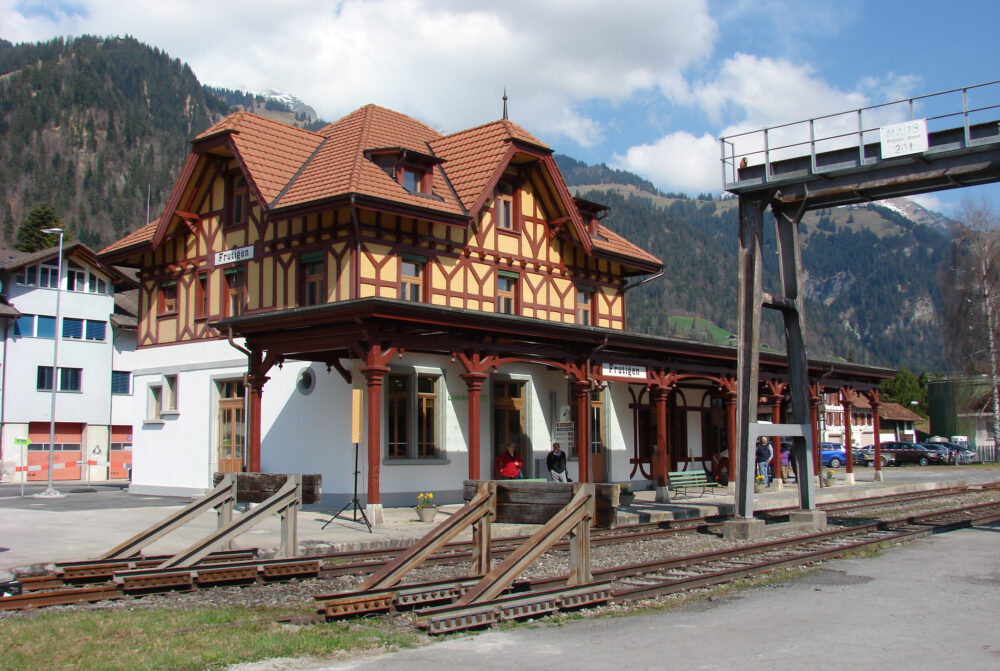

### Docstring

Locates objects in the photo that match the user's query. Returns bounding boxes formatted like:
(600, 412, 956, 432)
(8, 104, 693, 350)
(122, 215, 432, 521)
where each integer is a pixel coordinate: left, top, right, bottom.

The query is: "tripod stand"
(322, 441, 372, 532)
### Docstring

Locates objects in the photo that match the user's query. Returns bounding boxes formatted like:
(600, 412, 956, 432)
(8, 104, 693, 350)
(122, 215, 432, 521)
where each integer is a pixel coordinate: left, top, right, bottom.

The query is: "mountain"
(0, 35, 954, 373)
(0, 35, 230, 248)
(556, 156, 953, 372)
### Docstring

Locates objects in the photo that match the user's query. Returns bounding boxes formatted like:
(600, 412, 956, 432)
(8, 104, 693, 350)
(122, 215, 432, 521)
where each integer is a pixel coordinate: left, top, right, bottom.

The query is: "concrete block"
(722, 517, 766, 540)
(788, 509, 827, 531)
(366, 503, 384, 527)
(654, 485, 671, 503)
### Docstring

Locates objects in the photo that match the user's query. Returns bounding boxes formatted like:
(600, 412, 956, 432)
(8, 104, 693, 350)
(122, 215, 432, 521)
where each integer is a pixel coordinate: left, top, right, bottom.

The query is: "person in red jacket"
(494, 442, 523, 479)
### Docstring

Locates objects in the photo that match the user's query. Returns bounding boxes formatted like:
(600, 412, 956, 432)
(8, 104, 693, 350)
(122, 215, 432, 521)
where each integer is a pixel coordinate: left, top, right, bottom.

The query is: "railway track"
(4, 485, 998, 615)
(396, 499, 1000, 633)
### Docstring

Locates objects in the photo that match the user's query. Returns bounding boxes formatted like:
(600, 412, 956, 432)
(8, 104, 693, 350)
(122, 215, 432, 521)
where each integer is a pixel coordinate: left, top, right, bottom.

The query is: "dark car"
(924, 441, 978, 464)
(880, 441, 946, 466)
(920, 443, 954, 463)
(853, 445, 894, 467)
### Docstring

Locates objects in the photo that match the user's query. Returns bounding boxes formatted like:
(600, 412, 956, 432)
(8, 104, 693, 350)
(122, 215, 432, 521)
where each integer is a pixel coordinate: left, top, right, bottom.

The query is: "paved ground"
(310, 521, 1000, 671)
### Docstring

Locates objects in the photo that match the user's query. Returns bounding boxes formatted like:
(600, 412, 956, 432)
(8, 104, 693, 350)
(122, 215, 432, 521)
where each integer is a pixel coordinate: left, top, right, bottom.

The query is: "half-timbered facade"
(101, 106, 894, 521)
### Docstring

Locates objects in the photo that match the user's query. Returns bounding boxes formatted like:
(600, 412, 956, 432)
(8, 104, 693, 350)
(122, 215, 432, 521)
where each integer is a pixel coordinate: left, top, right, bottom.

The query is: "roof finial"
(502, 88, 508, 120)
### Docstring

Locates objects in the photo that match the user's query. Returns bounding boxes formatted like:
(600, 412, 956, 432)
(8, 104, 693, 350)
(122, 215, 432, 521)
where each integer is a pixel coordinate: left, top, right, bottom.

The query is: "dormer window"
(402, 166, 428, 194)
(365, 147, 442, 197)
(227, 174, 249, 227)
(495, 182, 514, 231)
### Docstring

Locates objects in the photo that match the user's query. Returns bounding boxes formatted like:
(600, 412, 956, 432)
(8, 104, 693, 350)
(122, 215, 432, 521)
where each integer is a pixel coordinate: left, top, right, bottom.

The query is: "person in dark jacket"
(546, 442, 571, 482)
(755, 438, 772, 487)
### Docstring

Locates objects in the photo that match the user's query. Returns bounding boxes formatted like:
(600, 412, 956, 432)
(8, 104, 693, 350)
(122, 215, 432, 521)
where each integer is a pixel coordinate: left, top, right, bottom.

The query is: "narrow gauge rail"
(3, 485, 998, 613)
(404, 499, 1000, 633)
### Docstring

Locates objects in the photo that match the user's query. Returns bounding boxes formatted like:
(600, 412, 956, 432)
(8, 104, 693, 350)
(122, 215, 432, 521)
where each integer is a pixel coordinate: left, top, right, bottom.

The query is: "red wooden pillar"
(358, 344, 396, 506)
(841, 389, 855, 477)
(573, 380, 591, 484)
(461, 372, 488, 480)
(769, 394, 783, 482)
(246, 346, 276, 474)
(360, 363, 389, 504)
(652, 385, 671, 486)
(247, 374, 266, 473)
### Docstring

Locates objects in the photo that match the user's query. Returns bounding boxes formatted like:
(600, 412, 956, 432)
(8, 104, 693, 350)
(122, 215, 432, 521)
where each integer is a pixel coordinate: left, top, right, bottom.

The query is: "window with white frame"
(39, 260, 60, 288)
(147, 384, 163, 421)
(14, 314, 55, 338)
(111, 370, 131, 395)
(164, 374, 178, 413)
(66, 263, 87, 291)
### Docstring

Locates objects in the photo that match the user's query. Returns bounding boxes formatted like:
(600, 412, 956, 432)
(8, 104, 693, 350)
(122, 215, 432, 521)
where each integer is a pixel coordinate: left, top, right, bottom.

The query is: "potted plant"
(754, 474, 764, 493)
(415, 492, 437, 522)
(618, 483, 635, 507)
(824, 469, 836, 486)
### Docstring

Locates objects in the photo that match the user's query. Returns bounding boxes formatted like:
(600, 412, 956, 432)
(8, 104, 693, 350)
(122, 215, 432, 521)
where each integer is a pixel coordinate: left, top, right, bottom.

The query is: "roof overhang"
(213, 297, 893, 388)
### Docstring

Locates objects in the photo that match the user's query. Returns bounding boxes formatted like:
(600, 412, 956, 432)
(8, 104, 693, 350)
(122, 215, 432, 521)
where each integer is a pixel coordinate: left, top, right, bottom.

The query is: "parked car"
(879, 441, 947, 466)
(924, 440, 978, 464)
(920, 443, 954, 463)
(849, 445, 893, 467)
(819, 442, 847, 468)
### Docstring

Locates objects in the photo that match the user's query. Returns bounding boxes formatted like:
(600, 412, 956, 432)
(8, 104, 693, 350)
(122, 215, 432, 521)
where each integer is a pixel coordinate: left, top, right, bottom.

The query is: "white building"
(0, 244, 136, 483)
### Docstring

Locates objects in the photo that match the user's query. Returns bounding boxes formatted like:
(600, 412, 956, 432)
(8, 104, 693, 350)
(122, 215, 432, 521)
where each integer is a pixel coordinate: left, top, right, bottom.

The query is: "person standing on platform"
(756, 438, 772, 487)
(495, 442, 523, 480)
(546, 442, 571, 482)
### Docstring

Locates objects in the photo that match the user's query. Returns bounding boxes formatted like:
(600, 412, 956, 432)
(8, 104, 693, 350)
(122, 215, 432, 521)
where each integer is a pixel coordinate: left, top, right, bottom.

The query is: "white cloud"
(1, 0, 719, 147)
(613, 131, 719, 195)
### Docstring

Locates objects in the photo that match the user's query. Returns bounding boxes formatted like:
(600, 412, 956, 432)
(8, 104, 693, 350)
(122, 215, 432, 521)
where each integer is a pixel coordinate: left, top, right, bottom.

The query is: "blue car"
(820, 442, 847, 468)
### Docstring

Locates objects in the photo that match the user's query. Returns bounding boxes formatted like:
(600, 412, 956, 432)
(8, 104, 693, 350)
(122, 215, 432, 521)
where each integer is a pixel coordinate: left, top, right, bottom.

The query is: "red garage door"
(109, 425, 133, 480)
(27, 422, 83, 480)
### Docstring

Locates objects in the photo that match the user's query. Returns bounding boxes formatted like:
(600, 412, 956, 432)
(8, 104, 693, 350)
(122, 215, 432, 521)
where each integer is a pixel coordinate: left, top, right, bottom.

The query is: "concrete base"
(722, 517, 766, 541)
(366, 503, 385, 527)
(654, 485, 671, 503)
(773, 478, 785, 491)
(873, 470, 885, 482)
(788, 509, 827, 531)
(844, 472, 857, 486)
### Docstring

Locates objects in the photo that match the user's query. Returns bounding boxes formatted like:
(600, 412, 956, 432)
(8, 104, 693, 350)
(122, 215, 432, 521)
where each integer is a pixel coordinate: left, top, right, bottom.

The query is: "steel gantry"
(722, 80, 1000, 522)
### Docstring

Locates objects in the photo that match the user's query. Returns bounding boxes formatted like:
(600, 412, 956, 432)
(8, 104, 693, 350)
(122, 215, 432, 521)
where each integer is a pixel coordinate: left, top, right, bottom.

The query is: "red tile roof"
(100, 220, 158, 256)
(104, 106, 661, 270)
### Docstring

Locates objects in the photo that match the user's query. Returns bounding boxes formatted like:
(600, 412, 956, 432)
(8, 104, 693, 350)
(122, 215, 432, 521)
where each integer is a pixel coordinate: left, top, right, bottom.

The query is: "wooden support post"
(461, 372, 488, 481)
(567, 482, 594, 586)
(469, 481, 496, 578)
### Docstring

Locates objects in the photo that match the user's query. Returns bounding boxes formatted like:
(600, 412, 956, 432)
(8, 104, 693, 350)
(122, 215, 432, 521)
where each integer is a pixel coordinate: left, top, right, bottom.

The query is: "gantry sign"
(721, 80, 1000, 518)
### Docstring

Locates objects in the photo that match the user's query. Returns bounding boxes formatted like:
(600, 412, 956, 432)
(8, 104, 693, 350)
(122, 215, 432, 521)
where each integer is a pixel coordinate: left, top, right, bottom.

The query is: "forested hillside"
(0, 36, 229, 249)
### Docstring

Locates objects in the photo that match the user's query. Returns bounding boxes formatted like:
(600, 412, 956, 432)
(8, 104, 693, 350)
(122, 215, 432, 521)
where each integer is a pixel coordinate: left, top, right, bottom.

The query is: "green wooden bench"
(668, 470, 720, 498)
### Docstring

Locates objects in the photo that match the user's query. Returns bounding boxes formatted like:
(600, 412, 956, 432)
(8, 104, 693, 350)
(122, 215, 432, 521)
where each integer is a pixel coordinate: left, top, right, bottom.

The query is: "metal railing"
(721, 80, 1000, 189)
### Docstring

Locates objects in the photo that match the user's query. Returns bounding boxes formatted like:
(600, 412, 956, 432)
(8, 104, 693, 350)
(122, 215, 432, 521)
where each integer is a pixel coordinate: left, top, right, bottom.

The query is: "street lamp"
(36, 227, 63, 498)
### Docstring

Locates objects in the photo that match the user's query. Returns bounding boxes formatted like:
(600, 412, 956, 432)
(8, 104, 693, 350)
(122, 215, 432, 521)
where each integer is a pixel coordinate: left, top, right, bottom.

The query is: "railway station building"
(100, 105, 893, 522)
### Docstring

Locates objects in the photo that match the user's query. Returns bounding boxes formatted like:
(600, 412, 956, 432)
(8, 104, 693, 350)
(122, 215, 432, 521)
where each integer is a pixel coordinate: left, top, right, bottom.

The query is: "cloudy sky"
(4, 0, 999, 214)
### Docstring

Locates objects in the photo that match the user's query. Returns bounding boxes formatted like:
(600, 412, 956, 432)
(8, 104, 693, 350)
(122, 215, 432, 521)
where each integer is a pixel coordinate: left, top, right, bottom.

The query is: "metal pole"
(38, 228, 63, 497)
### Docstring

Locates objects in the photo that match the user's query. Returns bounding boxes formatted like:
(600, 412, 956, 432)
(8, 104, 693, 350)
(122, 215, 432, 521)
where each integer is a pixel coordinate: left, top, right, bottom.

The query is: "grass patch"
(0, 606, 423, 671)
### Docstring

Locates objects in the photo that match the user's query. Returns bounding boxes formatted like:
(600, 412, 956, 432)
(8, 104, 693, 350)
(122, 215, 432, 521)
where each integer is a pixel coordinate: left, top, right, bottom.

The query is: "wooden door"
(217, 397, 246, 473)
(492, 381, 526, 476)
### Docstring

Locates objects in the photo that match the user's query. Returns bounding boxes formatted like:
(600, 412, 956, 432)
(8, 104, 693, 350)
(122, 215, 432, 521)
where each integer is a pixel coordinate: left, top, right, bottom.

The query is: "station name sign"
(880, 119, 928, 159)
(601, 363, 647, 380)
(215, 245, 254, 267)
